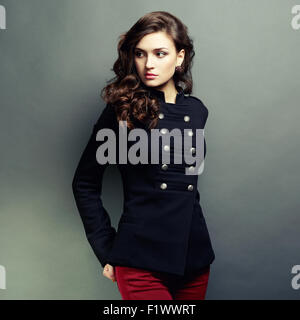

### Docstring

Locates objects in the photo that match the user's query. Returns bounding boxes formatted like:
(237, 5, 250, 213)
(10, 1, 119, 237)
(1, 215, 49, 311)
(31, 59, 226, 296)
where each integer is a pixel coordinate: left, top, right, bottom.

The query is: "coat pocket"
(118, 213, 138, 227)
(107, 222, 139, 263)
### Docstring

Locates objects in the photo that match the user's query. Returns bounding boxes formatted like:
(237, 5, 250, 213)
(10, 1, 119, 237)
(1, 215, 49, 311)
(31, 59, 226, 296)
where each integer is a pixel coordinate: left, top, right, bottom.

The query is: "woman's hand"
(103, 264, 116, 282)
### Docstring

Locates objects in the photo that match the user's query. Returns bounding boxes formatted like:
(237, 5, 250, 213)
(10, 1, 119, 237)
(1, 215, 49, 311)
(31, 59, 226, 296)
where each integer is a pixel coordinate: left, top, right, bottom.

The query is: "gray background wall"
(0, 0, 299, 299)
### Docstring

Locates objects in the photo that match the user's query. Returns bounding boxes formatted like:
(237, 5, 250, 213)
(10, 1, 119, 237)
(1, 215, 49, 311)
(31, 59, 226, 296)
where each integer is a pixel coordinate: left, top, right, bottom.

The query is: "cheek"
(134, 59, 142, 71)
(160, 58, 175, 75)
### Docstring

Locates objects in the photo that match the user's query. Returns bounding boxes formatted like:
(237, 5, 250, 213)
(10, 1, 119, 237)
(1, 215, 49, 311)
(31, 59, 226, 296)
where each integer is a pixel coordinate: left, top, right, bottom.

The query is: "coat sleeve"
(72, 103, 117, 268)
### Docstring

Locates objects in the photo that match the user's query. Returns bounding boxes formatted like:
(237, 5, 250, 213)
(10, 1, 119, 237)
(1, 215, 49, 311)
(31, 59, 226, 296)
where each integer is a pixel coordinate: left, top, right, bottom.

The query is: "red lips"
(145, 73, 157, 76)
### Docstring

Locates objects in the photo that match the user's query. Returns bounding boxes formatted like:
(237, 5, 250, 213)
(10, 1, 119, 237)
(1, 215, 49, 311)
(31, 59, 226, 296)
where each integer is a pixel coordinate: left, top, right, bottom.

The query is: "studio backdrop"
(0, 0, 299, 300)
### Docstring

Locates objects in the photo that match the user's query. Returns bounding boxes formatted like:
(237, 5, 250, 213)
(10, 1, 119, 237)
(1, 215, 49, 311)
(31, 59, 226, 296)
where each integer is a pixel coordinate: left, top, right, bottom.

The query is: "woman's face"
(133, 31, 184, 89)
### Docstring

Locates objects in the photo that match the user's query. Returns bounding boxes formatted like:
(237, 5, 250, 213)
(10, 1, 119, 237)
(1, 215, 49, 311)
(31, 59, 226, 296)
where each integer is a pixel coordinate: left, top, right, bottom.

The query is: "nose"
(145, 57, 155, 69)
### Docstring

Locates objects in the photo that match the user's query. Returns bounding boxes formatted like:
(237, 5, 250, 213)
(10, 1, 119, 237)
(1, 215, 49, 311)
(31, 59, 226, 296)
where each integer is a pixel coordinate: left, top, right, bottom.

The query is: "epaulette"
(187, 95, 209, 120)
(187, 95, 204, 104)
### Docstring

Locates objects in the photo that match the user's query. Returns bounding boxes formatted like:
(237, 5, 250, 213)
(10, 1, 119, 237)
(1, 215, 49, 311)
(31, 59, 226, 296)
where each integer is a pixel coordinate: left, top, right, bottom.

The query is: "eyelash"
(135, 51, 167, 58)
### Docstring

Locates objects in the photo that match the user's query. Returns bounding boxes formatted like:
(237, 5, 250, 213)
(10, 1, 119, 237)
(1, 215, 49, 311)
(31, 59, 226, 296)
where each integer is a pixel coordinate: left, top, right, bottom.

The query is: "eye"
(157, 51, 167, 57)
(135, 51, 143, 57)
(134, 51, 167, 58)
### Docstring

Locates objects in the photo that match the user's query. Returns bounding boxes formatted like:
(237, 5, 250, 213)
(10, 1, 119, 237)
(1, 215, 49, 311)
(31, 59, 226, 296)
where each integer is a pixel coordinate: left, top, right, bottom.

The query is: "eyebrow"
(134, 47, 168, 52)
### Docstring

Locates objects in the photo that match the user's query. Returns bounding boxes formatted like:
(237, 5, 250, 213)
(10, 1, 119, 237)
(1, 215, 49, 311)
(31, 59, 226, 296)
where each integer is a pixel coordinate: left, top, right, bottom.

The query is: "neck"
(149, 83, 179, 104)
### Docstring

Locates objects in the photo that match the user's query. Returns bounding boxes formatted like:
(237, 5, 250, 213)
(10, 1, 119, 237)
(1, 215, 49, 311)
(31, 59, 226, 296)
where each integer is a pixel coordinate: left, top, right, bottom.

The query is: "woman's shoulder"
(186, 94, 209, 118)
(94, 103, 118, 130)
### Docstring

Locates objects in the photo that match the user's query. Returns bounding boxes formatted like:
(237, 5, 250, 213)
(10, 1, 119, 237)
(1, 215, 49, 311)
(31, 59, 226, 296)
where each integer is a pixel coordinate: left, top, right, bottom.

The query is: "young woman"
(72, 11, 215, 300)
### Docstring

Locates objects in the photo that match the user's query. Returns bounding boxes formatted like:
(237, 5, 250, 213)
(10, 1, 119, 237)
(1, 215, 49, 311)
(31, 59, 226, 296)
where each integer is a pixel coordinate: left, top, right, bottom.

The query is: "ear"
(177, 49, 185, 67)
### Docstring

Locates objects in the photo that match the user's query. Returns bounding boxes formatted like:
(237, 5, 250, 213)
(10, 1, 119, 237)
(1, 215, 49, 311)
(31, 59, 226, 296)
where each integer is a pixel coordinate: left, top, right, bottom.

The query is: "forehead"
(135, 31, 175, 50)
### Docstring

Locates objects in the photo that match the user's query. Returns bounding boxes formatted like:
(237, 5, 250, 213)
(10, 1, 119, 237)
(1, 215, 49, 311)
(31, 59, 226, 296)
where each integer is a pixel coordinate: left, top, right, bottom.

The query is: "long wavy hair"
(100, 11, 195, 130)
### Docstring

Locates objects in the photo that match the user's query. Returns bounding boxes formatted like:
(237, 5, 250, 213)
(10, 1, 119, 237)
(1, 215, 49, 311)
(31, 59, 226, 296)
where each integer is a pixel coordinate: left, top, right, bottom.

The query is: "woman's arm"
(72, 103, 117, 268)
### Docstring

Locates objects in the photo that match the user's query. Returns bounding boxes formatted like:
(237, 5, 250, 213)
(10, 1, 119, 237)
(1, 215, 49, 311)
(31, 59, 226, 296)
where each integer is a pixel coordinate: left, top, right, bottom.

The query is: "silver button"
(187, 184, 194, 191)
(161, 164, 168, 170)
(160, 128, 168, 134)
(184, 115, 190, 122)
(188, 166, 195, 172)
(190, 147, 196, 154)
(159, 113, 164, 119)
(188, 130, 193, 136)
(160, 183, 167, 190)
(163, 145, 170, 152)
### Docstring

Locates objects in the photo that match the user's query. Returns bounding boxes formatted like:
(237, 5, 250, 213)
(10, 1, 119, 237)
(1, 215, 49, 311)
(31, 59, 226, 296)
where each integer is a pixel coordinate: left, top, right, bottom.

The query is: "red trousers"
(115, 265, 210, 300)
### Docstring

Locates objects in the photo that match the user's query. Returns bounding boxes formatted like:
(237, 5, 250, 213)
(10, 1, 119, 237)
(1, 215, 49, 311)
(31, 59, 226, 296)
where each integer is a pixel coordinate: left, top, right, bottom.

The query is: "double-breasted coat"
(72, 86, 215, 277)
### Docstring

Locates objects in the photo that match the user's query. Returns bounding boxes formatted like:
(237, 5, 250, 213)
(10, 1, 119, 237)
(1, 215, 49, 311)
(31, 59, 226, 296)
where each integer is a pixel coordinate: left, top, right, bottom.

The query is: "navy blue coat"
(72, 87, 215, 277)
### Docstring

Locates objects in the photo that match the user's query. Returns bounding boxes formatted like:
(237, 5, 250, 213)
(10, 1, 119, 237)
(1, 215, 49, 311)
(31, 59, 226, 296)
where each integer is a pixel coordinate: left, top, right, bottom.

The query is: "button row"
(160, 128, 193, 136)
(161, 164, 195, 172)
(162, 145, 196, 154)
(158, 113, 190, 122)
(160, 182, 194, 191)
(158, 111, 194, 192)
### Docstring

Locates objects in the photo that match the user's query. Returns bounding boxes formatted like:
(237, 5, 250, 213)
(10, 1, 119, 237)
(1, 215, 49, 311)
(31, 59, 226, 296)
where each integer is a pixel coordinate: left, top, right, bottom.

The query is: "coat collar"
(147, 86, 185, 104)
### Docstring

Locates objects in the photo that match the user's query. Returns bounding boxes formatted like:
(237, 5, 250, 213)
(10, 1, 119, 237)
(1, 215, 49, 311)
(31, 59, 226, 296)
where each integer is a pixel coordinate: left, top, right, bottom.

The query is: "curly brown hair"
(100, 11, 195, 130)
